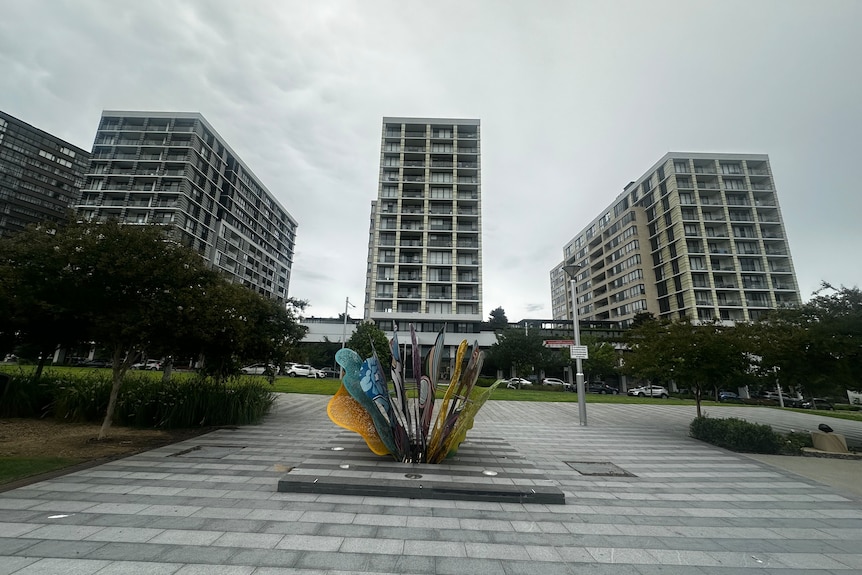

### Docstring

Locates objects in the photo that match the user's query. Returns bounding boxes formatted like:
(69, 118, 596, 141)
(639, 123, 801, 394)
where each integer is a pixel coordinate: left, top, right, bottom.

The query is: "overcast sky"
(2, 0, 860, 320)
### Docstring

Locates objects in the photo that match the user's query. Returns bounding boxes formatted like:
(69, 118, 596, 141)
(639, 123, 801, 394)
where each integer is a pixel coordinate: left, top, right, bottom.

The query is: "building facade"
(75, 111, 297, 302)
(552, 152, 801, 326)
(364, 117, 488, 347)
(0, 110, 90, 236)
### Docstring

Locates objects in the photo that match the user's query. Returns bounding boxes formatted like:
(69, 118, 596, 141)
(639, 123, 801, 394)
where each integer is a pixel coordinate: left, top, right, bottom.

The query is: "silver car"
(627, 385, 669, 398)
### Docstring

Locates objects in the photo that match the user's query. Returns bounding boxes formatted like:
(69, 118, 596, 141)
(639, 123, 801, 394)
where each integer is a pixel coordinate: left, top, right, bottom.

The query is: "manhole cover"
(565, 461, 635, 477)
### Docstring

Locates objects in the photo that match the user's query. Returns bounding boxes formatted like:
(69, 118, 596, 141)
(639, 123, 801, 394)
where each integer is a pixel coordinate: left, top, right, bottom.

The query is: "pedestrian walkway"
(1, 396, 861, 574)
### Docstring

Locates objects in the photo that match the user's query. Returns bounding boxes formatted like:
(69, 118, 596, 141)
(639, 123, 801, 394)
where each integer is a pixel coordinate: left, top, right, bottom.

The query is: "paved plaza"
(1, 395, 861, 574)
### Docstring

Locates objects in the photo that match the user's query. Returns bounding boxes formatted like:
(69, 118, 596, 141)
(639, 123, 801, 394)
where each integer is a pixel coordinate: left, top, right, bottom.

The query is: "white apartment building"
(75, 111, 297, 303)
(364, 117, 491, 348)
(553, 152, 801, 326)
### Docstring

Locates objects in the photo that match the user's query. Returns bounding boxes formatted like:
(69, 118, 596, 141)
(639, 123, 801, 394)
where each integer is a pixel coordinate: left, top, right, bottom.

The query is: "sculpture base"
(277, 433, 565, 505)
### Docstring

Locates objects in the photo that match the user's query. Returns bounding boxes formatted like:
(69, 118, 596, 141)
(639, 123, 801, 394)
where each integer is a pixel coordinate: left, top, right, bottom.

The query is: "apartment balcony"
(403, 160, 425, 167)
(428, 293, 452, 300)
(457, 132, 478, 139)
(457, 161, 478, 168)
(752, 184, 773, 191)
(694, 167, 717, 175)
(403, 176, 425, 183)
(742, 280, 768, 289)
(428, 240, 452, 247)
(749, 168, 770, 176)
(404, 146, 425, 152)
(457, 147, 478, 154)
(404, 131, 426, 138)
(397, 293, 421, 299)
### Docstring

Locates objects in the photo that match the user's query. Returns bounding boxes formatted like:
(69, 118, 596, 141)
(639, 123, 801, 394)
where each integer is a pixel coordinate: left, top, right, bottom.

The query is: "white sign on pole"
(569, 345, 588, 359)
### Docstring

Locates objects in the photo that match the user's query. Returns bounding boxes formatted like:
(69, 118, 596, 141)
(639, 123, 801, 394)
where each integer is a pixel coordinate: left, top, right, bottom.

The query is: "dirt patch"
(0, 418, 212, 461)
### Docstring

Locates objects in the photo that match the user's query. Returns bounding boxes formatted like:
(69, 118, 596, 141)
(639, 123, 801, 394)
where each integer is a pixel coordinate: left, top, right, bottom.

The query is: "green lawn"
(0, 457, 83, 485)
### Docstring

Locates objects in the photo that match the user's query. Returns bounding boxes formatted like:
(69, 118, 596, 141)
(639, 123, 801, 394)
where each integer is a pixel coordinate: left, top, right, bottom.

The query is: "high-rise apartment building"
(75, 111, 297, 302)
(552, 152, 800, 326)
(364, 117, 485, 346)
(0, 110, 90, 236)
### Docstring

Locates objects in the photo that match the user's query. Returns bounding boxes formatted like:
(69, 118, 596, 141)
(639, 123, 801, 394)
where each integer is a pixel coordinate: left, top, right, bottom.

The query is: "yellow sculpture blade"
(426, 340, 469, 461)
(434, 379, 501, 463)
(327, 383, 389, 456)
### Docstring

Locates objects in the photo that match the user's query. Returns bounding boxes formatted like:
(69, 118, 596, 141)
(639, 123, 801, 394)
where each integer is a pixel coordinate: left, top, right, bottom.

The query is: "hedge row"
(0, 371, 275, 428)
(690, 416, 812, 454)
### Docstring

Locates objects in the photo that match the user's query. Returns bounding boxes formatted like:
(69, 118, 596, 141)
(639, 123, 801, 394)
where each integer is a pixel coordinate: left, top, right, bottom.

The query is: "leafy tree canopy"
(488, 306, 509, 328)
(345, 321, 391, 368)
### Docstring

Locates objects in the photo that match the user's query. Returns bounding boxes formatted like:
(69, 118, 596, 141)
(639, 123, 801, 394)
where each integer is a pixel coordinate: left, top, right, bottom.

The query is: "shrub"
(835, 404, 861, 412)
(690, 416, 784, 454)
(114, 375, 275, 428)
(0, 371, 55, 417)
(784, 431, 814, 455)
(0, 369, 274, 429)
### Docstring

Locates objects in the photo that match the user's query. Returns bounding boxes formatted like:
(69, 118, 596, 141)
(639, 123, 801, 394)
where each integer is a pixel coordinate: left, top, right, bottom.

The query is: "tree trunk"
(99, 347, 132, 440)
(161, 356, 173, 383)
(695, 387, 702, 418)
(33, 348, 50, 379)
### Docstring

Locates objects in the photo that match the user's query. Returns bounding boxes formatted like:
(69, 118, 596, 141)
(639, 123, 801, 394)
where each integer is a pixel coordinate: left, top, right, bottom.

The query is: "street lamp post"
(562, 264, 587, 426)
(341, 297, 355, 349)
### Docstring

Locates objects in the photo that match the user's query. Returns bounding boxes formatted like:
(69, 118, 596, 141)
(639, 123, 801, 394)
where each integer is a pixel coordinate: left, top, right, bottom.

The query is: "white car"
(286, 364, 324, 378)
(131, 359, 162, 370)
(505, 377, 533, 389)
(542, 377, 571, 390)
(627, 385, 670, 398)
(240, 363, 275, 375)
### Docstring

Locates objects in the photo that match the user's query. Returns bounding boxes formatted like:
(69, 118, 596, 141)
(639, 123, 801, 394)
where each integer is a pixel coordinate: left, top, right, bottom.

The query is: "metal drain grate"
(565, 461, 635, 477)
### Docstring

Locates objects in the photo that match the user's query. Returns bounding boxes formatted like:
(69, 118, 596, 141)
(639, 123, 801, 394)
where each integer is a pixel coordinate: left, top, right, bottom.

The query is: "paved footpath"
(1, 396, 861, 574)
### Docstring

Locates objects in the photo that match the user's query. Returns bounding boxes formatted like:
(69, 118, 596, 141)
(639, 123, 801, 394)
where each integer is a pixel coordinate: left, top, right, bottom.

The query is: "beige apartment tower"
(552, 152, 801, 326)
(364, 117, 483, 346)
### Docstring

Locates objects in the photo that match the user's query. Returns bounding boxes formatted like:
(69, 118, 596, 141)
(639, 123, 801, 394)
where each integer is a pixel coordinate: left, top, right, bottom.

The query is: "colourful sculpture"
(328, 324, 499, 463)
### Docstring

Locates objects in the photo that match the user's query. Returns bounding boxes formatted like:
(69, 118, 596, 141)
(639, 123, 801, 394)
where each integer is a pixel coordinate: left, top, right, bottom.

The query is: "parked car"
(131, 359, 162, 370)
(800, 398, 835, 411)
(240, 363, 275, 375)
(718, 391, 740, 402)
(286, 364, 324, 378)
(319, 368, 341, 378)
(588, 382, 619, 395)
(627, 385, 670, 398)
(505, 377, 532, 389)
(542, 377, 571, 390)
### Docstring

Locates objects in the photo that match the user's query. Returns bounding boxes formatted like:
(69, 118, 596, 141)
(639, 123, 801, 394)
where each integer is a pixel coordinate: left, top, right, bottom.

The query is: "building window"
(674, 161, 688, 173)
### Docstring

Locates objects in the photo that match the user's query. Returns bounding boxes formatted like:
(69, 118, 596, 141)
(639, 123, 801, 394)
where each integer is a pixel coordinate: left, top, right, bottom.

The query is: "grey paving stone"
(83, 526, 164, 543)
(148, 528, 224, 546)
(173, 566, 255, 575)
(83, 541, 173, 562)
(338, 536, 404, 555)
(93, 560, 182, 574)
(0, 536, 39, 555)
(157, 544, 238, 565)
(0, 556, 39, 575)
(225, 548, 301, 568)
(434, 556, 505, 575)
(11, 557, 110, 574)
(213, 532, 284, 549)
(14, 539, 106, 559)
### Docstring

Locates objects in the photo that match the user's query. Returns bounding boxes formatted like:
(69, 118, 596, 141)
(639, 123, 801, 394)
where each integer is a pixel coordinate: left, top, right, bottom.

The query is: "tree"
(581, 335, 618, 383)
(0, 223, 92, 377)
(623, 317, 747, 416)
(488, 306, 509, 329)
(488, 328, 548, 386)
(745, 282, 862, 397)
(345, 321, 391, 368)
